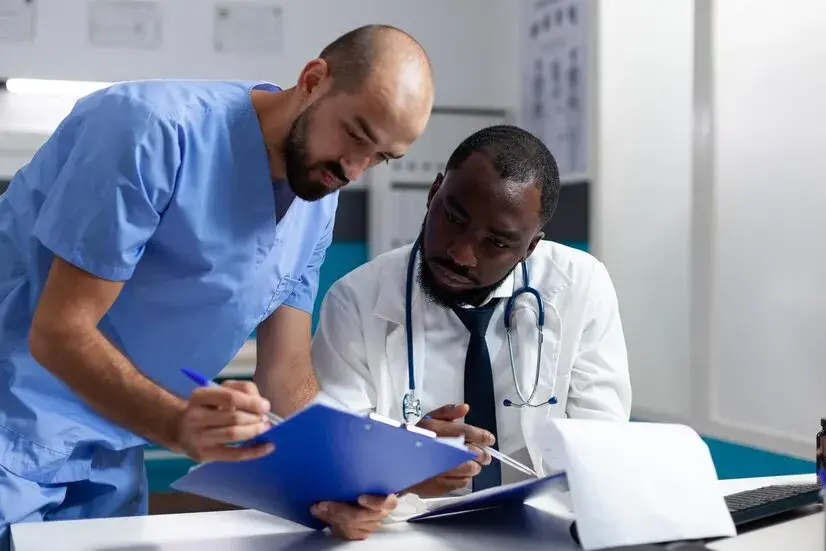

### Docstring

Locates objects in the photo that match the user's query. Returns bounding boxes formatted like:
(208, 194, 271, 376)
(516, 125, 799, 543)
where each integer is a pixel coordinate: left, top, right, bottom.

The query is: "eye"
(489, 238, 508, 249)
(445, 210, 461, 224)
(346, 126, 367, 146)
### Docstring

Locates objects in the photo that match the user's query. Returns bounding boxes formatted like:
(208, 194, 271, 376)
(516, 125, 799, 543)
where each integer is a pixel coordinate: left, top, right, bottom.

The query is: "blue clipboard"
(408, 472, 568, 522)
(171, 404, 476, 529)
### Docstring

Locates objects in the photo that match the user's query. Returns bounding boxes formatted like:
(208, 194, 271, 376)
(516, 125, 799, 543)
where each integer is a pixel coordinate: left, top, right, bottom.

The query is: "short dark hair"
(319, 24, 430, 93)
(445, 125, 561, 225)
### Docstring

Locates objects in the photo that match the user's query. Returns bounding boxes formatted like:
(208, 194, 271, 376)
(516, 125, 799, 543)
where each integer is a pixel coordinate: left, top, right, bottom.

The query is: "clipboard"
(408, 472, 569, 522)
(171, 404, 476, 529)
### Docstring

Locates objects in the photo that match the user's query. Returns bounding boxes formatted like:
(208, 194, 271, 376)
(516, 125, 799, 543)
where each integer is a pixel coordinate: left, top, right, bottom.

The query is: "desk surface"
(11, 474, 821, 551)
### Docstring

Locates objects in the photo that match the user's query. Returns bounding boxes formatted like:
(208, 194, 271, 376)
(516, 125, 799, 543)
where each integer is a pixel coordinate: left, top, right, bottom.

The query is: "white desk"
(11, 475, 822, 551)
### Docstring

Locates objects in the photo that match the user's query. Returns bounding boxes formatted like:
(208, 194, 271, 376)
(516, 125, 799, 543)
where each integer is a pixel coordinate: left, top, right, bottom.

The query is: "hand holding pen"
(406, 404, 536, 497)
(176, 368, 278, 463)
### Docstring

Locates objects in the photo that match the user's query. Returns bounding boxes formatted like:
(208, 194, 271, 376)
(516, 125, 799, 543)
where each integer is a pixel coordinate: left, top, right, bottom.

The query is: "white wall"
(697, 0, 826, 459)
(592, 0, 695, 421)
(592, 0, 825, 461)
(0, 93, 77, 177)
(0, 0, 519, 110)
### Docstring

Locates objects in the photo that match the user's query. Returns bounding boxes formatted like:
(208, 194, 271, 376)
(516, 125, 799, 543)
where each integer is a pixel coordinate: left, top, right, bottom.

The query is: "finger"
(190, 386, 270, 414)
(221, 379, 262, 397)
(195, 421, 271, 446)
(469, 444, 492, 466)
(460, 423, 496, 446)
(427, 476, 473, 495)
(417, 419, 468, 438)
(333, 528, 370, 541)
(418, 419, 495, 446)
(191, 442, 274, 463)
(424, 403, 469, 421)
(444, 460, 482, 479)
(357, 494, 398, 512)
(330, 524, 376, 541)
(311, 502, 386, 528)
(188, 407, 266, 429)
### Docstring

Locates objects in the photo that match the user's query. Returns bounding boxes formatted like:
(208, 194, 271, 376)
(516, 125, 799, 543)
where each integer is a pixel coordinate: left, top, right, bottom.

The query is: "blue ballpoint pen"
(181, 367, 283, 425)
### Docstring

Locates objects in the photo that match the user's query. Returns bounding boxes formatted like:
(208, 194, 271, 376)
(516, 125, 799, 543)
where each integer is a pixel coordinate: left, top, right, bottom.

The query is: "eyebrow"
(354, 115, 404, 160)
(445, 195, 470, 218)
(446, 195, 521, 241)
(489, 227, 522, 241)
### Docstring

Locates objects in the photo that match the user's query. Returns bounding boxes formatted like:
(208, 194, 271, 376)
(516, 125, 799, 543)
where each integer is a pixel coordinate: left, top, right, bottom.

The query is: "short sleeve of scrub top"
(280, 214, 335, 314)
(32, 93, 179, 282)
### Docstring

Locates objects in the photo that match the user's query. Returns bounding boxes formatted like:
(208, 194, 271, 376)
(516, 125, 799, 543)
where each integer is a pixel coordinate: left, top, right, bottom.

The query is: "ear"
(296, 58, 331, 98)
(525, 232, 544, 259)
(427, 172, 443, 209)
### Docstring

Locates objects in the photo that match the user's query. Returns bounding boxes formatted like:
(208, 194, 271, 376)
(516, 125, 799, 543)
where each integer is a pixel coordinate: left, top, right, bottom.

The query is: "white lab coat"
(311, 241, 632, 477)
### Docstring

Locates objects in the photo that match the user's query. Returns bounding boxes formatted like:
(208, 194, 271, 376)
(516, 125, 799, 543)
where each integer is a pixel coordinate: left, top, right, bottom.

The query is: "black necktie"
(452, 297, 502, 491)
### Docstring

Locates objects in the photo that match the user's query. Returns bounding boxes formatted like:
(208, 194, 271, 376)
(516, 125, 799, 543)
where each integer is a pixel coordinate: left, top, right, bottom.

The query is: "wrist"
(162, 402, 187, 452)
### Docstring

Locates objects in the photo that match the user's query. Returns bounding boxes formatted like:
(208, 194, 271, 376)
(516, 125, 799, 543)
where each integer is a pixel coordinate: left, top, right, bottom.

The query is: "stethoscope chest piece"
(402, 392, 422, 423)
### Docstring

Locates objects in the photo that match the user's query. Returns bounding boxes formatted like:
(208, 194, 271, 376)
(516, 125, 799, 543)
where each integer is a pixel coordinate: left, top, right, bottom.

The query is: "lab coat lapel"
(373, 246, 426, 421)
(507, 260, 571, 476)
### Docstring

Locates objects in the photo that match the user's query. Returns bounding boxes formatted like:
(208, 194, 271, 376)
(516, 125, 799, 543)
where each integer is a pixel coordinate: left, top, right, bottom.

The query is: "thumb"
(426, 403, 469, 421)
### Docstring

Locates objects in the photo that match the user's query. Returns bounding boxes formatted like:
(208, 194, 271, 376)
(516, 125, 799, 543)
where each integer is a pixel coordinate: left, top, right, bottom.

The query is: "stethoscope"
(402, 238, 558, 423)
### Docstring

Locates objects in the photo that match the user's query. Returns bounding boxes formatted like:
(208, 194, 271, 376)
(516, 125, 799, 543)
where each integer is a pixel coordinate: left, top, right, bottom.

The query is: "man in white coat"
(311, 125, 632, 500)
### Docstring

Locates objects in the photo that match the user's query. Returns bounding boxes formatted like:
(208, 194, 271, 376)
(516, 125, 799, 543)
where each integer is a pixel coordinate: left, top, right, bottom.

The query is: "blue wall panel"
(312, 242, 369, 331)
(630, 418, 815, 479)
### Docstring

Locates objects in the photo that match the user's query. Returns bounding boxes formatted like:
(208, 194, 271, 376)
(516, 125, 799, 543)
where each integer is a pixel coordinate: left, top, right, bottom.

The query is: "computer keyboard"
(724, 483, 822, 525)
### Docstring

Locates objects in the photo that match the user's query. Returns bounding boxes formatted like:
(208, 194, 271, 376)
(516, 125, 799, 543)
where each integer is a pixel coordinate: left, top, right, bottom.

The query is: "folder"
(170, 403, 476, 529)
(408, 472, 568, 522)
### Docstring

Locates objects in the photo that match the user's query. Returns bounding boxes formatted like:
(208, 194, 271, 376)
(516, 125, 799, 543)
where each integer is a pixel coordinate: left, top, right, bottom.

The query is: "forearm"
(254, 305, 321, 417)
(254, 360, 319, 417)
(29, 324, 186, 451)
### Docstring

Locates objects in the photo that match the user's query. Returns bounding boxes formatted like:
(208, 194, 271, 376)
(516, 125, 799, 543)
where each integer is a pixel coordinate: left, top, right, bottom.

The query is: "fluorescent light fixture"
(4, 78, 112, 97)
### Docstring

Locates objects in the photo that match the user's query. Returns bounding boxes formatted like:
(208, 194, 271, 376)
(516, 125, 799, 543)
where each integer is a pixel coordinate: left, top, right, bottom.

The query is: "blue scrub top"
(0, 80, 338, 483)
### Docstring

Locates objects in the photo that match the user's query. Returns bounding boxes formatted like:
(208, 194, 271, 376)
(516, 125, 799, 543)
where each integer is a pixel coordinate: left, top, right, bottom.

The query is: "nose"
(340, 154, 372, 183)
(446, 237, 477, 269)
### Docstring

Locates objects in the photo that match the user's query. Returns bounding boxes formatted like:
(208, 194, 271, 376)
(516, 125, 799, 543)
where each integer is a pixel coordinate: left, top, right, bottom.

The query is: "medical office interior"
(0, 0, 823, 515)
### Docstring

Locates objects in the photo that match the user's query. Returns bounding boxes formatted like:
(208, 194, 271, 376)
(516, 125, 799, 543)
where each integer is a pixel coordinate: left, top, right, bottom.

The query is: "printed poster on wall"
(521, 0, 589, 179)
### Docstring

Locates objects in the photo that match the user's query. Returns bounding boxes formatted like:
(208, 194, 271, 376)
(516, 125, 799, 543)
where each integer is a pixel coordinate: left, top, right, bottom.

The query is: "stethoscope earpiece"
(503, 396, 558, 408)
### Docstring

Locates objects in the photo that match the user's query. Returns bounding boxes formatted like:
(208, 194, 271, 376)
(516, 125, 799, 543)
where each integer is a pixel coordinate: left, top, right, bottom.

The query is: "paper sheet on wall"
(213, 2, 283, 54)
(88, 0, 162, 50)
(0, 0, 36, 43)
(520, 0, 589, 179)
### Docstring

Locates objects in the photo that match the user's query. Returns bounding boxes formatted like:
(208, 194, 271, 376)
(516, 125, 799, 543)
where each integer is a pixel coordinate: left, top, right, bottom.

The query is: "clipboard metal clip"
(368, 412, 437, 438)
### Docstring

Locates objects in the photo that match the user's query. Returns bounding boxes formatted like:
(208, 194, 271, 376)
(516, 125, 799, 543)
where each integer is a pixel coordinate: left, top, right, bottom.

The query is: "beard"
(415, 218, 515, 310)
(283, 100, 349, 201)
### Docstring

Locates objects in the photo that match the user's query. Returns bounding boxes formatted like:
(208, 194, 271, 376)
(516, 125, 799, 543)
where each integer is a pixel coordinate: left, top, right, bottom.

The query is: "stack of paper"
(539, 419, 737, 550)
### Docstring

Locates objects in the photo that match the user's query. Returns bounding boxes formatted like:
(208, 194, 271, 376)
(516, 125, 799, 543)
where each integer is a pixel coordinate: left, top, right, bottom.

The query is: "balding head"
(281, 25, 434, 201)
(319, 24, 434, 97)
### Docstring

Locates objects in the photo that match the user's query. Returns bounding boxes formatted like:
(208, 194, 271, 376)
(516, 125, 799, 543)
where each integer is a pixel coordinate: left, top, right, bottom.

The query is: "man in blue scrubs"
(0, 24, 434, 545)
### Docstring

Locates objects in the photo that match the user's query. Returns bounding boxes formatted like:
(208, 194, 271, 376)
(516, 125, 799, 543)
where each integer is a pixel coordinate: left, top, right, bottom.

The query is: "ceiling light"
(4, 78, 113, 97)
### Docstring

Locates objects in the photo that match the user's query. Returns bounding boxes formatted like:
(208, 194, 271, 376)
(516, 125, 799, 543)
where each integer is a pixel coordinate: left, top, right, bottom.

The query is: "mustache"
(432, 258, 479, 284)
(321, 163, 349, 185)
